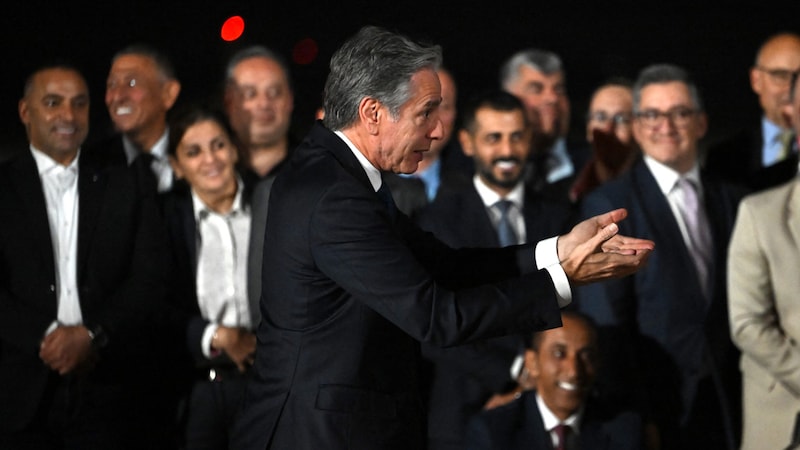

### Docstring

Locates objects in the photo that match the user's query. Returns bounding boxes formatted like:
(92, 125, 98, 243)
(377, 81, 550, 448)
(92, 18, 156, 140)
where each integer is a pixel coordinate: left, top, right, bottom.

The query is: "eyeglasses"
(588, 111, 632, 126)
(635, 107, 699, 129)
(755, 66, 800, 86)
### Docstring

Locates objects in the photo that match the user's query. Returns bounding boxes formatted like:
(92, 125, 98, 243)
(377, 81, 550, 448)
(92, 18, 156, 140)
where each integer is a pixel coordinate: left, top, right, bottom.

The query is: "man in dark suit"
(500, 49, 591, 204)
(89, 44, 181, 193)
(0, 64, 169, 449)
(465, 311, 643, 450)
(416, 89, 573, 450)
(231, 26, 653, 450)
(704, 32, 800, 191)
(575, 64, 745, 450)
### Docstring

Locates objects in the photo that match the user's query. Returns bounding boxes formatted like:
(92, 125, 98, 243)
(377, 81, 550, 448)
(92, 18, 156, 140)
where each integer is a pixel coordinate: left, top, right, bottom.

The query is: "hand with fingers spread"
(556, 208, 654, 285)
(212, 326, 256, 372)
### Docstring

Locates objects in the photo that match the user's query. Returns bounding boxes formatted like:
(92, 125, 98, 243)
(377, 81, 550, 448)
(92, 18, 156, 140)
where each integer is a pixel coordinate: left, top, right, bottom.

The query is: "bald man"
(705, 32, 800, 191)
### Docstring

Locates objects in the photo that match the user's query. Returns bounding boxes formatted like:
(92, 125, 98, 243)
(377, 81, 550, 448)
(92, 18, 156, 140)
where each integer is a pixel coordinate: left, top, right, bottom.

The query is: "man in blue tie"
(415, 89, 574, 450)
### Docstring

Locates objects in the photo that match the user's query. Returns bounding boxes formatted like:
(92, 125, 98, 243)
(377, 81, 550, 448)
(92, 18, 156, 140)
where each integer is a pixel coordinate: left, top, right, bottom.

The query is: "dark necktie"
(133, 152, 158, 194)
(494, 199, 517, 247)
(552, 423, 571, 450)
(376, 180, 397, 220)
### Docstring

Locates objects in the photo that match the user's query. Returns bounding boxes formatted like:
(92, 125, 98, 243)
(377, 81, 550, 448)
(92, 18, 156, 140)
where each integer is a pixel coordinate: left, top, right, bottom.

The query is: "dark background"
(3, 1, 800, 155)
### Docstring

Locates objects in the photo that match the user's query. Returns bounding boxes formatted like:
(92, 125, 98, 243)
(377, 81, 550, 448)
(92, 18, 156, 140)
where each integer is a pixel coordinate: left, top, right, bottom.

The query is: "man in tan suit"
(728, 72, 800, 450)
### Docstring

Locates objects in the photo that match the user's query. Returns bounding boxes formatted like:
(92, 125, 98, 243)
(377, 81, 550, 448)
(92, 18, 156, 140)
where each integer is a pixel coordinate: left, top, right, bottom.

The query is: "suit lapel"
(76, 155, 107, 285)
(787, 182, 800, 250)
(462, 188, 501, 247)
(10, 152, 56, 282)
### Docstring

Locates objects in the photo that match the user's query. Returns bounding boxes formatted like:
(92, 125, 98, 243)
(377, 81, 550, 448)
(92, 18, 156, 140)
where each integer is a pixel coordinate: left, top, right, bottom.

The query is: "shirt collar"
(762, 115, 788, 145)
(535, 392, 583, 434)
(334, 130, 382, 192)
(472, 174, 525, 209)
(30, 145, 80, 175)
(123, 128, 170, 164)
(191, 176, 246, 221)
(643, 155, 701, 196)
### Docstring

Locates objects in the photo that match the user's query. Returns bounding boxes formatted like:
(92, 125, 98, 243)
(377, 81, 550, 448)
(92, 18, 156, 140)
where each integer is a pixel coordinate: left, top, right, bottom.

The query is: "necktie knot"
(55, 166, 78, 194)
(552, 423, 571, 450)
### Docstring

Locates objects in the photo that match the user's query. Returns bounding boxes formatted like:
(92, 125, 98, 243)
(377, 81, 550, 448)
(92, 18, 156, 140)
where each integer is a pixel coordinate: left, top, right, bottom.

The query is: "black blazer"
(160, 176, 271, 365)
(465, 390, 644, 450)
(415, 181, 574, 449)
(574, 158, 745, 447)
(231, 122, 564, 450)
(0, 147, 168, 432)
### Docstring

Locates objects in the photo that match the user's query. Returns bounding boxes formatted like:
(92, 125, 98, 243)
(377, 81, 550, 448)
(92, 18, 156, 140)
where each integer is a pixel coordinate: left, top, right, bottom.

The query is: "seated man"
(465, 311, 643, 450)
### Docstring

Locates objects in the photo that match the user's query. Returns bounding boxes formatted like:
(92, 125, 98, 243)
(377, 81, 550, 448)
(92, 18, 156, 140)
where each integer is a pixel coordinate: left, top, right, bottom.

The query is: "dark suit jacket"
(231, 122, 564, 450)
(415, 183, 573, 450)
(704, 125, 797, 192)
(0, 147, 168, 434)
(465, 390, 643, 450)
(160, 176, 270, 365)
(574, 158, 744, 448)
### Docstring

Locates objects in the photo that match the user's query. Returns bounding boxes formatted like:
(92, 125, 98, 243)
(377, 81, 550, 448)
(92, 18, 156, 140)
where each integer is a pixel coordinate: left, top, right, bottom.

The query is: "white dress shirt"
(643, 155, 704, 251)
(537, 392, 583, 449)
(473, 175, 527, 244)
(31, 147, 83, 333)
(194, 181, 252, 358)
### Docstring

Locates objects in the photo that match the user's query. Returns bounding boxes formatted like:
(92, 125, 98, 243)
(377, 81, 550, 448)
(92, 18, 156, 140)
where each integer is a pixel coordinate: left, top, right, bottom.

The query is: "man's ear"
(524, 349, 540, 379)
(458, 129, 474, 156)
(358, 97, 381, 135)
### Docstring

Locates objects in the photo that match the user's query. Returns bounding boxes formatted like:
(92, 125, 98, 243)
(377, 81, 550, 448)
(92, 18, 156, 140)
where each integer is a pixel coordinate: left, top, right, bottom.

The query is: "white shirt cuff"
(44, 320, 59, 337)
(202, 323, 219, 359)
(535, 236, 572, 308)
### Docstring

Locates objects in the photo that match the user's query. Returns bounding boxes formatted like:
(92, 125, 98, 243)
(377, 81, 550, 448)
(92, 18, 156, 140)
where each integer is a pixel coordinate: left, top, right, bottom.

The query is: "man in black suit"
(465, 311, 643, 450)
(704, 32, 800, 191)
(576, 64, 745, 449)
(231, 26, 653, 450)
(416, 89, 573, 450)
(0, 64, 169, 449)
(90, 44, 181, 193)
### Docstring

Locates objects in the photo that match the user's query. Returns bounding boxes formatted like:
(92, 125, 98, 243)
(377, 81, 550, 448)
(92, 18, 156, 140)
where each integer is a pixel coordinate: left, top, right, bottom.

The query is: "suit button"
(49, 284, 55, 292)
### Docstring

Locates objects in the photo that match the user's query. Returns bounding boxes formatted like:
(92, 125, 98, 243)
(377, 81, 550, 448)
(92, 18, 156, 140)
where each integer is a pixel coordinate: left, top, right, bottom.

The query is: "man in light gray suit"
(728, 72, 800, 450)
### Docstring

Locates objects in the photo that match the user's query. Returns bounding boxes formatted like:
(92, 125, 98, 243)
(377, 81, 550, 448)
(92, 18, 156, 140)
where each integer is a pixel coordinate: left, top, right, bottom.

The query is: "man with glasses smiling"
(705, 32, 800, 191)
(575, 64, 746, 449)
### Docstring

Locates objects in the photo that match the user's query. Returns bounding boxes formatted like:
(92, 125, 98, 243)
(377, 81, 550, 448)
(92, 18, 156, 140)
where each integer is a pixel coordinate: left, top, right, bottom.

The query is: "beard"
(476, 157, 525, 190)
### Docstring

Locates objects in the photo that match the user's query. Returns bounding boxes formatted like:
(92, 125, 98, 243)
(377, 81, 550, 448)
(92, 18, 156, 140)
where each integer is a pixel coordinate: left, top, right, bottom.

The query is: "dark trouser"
(183, 368, 250, 450)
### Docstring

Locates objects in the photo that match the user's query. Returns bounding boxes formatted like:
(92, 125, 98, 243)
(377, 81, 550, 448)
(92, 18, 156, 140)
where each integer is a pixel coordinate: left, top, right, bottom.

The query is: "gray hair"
(499, 49, 564, 90)
(112, 44, 177, 81)
(224, 45, 292, 91)
(632, 63, 703, 112)
(322, 26, 442, 131)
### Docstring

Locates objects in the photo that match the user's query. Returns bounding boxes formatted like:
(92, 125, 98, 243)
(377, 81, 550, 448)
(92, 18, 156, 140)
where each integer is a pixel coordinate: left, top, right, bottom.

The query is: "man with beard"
(416, 89, 574, 450)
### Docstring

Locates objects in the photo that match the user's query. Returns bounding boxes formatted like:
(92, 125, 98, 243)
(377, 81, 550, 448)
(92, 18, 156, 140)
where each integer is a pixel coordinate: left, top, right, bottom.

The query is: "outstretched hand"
(557, 208, 654, 285)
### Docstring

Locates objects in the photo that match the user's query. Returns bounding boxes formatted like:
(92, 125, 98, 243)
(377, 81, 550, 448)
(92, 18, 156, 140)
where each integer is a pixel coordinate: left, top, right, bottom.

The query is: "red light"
(221, 16, 245, 42)
(292, 38, 318, 65)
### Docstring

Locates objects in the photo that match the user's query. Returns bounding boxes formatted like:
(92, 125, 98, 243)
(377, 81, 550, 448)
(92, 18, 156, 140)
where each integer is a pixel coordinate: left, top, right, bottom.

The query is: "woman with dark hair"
(162, 106, 270, 449)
